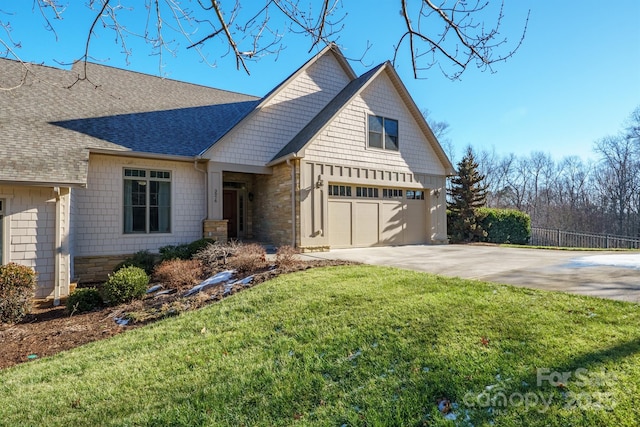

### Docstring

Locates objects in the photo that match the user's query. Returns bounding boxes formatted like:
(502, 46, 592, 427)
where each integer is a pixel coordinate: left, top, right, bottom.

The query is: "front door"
(223, 190, 238, 239)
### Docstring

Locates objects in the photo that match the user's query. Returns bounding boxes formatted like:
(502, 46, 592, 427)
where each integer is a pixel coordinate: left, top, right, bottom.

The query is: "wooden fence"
(530, 227, 640, 249)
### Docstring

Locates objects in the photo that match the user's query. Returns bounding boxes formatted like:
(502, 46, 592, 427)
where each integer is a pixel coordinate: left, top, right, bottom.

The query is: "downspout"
(286, 158, 297, 248)
(194, 158, 208, 224)
(53, 187, 61, 306)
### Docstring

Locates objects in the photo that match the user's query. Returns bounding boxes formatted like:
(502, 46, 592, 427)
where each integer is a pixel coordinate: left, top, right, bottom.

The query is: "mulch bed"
(0, 259, 352, 370)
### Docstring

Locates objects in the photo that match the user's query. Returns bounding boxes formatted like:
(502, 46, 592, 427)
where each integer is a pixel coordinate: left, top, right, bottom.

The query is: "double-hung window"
(368, 115, 399, 151)
(123, 169, 171, 234)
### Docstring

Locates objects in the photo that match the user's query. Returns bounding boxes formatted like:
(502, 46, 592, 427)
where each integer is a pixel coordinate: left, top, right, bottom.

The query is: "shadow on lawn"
(517, 337, 639, 405)
(453, 336, 640, 424)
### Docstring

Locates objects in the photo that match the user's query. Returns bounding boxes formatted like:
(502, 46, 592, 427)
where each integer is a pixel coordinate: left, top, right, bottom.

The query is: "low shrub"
(113, 250, 157, 276)
(193, 240, 240, 274)
(0, 263, 37, 324)
(187, 238, 216, 257)
(66, 287, 103, 314)
(153, 259, 204, 289)
(159, 244, 190, 261)
(159, 238, 215, 261)
(228, 243, 267, 273)
(102, 266, 149, 306)
(477, 208, 531, 244)
(275, 245, 300, 271)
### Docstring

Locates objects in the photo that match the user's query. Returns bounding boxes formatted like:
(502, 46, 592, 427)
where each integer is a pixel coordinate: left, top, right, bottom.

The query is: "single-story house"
(0, 44, 454, 303)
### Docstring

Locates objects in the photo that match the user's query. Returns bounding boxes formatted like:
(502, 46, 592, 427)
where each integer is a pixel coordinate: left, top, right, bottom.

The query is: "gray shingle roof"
(0, 59, 259, 185)
(52, 101, 257, 158)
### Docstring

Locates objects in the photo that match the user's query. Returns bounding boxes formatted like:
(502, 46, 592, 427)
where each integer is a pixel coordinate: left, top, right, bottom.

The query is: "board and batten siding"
(298, 70, 449, 249)
(297, 160, 447, 249)
(304, 71, 446, 177)
(73, 154, 206, 258)
(0, 185, 71, 298)
(205, 52, 351, 166)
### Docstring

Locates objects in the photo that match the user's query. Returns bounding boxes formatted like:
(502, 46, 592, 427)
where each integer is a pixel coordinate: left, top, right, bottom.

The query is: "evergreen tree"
(448, 146, 488, 242)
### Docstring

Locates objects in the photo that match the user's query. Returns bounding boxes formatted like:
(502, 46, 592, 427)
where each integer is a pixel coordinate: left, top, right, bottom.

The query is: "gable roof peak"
(269, 59, 454, 174)
(258, 43, 357, 104)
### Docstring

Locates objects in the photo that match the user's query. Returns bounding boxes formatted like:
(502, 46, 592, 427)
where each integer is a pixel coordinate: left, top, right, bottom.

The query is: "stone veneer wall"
(252, 162, 299, 247)
(74, 254, 131, 284)
(203, 219, 228, 242)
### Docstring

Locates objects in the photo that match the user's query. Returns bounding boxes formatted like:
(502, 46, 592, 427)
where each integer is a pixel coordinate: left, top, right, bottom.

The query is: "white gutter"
(88, 148, 195, 162)
(266, 152, 301, 168)
(286, 158, 297, 248)
(0, 180, 85, 188)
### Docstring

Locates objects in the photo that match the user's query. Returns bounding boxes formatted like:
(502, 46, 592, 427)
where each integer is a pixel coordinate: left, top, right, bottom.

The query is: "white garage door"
(328, 185, 427, 248)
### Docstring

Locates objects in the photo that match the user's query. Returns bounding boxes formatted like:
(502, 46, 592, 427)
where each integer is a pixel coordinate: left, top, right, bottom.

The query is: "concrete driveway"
(302, 245, 640, 303)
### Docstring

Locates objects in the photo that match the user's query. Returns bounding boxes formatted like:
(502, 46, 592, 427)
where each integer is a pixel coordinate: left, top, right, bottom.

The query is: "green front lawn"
(1, 265, 639, 426)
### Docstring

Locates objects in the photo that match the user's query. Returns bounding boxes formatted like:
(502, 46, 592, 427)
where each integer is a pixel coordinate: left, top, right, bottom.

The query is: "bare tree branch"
(35, 0, 65, 41)
(397, 0, 529, 79)
(1, 1, 529, 80)
(82, 1, 111, 78)
(205, 1, 248, 73)
(0, 39, 29, 90)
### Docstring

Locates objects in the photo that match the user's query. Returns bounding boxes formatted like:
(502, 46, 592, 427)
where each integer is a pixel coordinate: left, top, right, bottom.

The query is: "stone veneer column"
(252, 163, 296, 247)
(203, 219, 228, 242)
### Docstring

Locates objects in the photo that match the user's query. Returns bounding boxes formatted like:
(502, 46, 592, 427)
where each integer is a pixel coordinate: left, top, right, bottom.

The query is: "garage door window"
(368, 115, 399, 151)
(406, 190, 425, 200)
(331, 186, 425, 200)
(356, 187, 379, 198)
(383, 188, 403, 199)
(328, 185, 352, 197)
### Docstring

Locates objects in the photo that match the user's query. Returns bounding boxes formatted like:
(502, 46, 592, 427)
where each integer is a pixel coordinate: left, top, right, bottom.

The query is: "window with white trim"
(368, 115, 399, 151)
(123, 169, 171, 234)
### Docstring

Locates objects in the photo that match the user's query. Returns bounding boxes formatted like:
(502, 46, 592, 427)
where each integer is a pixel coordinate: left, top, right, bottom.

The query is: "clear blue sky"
(3, 1, 639, 163)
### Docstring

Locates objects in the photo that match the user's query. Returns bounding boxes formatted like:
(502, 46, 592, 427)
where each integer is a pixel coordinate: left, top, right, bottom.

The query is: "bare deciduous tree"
(474, 147, 500, 204)
(471, 106, 640, 237)
(422, 108, 456, 166)
(422, 108, 450, 140)
(396, 0, 529, 79)
(0, 1, 528, 81)
(593, 134, 640, 235)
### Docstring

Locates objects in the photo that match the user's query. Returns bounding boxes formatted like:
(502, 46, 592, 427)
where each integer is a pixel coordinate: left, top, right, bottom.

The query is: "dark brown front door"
(223, 190, 238, 239)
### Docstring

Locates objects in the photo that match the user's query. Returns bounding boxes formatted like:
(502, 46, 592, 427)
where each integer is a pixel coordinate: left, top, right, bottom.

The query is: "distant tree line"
(435, 106, 640, 238)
